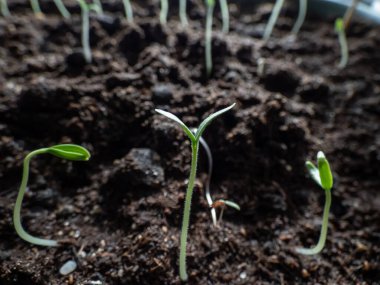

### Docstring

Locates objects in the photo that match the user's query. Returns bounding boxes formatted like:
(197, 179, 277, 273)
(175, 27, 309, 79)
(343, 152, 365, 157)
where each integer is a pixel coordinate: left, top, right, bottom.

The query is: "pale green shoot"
(93, 0, 103, 14)
(219, 0, 229, 33)
(291, 0, 307, 35)
(160, 0, 168, 25)
(1, 0, 10, 17)
(335, 18, 348, 69)
(30, 0, 43, 16)
(205, 0, 215, 77)
(296, 151, 334, 255)
(53, 0, 71, 19)
(179, 0, 188, 27)
(155, 103, 235, 281)
(263, 0, 284, 42)
(14, 144, 90, 247)
(122, 0, 133, 22)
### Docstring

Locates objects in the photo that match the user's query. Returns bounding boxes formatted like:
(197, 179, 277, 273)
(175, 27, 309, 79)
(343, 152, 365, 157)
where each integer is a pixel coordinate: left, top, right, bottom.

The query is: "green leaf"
(335, 18, 344, 32)
(155, 109, 196, 141)
(221, 199, 241, 211)
(305, 161, 321, 187)
(47, 144, 91, 161)
(317, 151, 333, 191)
(194, 103, 235, 141)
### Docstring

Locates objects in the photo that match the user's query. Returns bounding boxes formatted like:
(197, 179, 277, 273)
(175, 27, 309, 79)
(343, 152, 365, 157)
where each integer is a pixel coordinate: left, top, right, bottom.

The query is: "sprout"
(122, 0, 133, 22)
(262, 0, 284, 42)
(30, 0, 43, 17)
(13, 144, 91, 247)
(296, 151, 334, 255)
(160, 0, 168, 25)
(77, 0, 102, 63)
(93, 0, 103, 14)
(218, 0, 229, 33)
(211, 199, 240, 226)
(1, 0, 10, 17)
(155, 103, 235, 281)
(291, 0, 307, 35)
(205, 0, 215, 77)
(335, 18, 348, 69)
(53, 0, 71, 19)
(179, 0, 188, 27)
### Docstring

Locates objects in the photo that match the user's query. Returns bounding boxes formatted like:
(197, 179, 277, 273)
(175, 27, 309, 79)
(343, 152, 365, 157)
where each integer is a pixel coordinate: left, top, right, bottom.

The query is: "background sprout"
(1, 0, 10, 17)
(122, 0, 133, 22)
(30, 0, 43, 17)
(262, 0, 284, 42)
(160, 0, 168, 25)
(53, 0, 71, 19)
(335, 18, 348, 69)
(155, 103, 235, 281)
(211, 199, 240, 226)
(93, 0, 103, 14)
(205, 0, 215, 77)
(296, 151, 333, 255)
(291, 0, 307, 35)
(219, 0, 229, 33)
(14, 144, 91, 247)
(77, 0, 102, 63)
(179, 0, 188, 27)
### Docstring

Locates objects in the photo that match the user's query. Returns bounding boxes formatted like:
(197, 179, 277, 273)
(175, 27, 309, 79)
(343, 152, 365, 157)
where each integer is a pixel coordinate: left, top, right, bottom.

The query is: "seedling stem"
(263, 0, 284, 42)
(291, 0, 307, 35)
(1, 0, 10, 17)
(122, 0, 133, 22)
(179, 0, 188, 27)
(219, 0, 229, 33)
(205, 0, 215, 77)
(53, 0, 71, 19)
(160, 0, 168, 25)
(335, 18, 348, 69)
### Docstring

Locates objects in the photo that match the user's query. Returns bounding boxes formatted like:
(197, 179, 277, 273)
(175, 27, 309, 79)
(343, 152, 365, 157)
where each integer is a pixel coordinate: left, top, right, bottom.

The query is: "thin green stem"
(160, 0, 168, 25)
(30, 0, 42, 15)
(53, 0, 71, 19)
(291, 0, 307, 35)
(179, 141, 199, 281)
(122, 0, 133, 22)
(93, 0, 103, 14)
(205, 1, 214, 77)
(262, 0, 284, 42)
(13, 149, 58, 247)
(296, 189, 331, 255)
(80, 5, 91, 63)
(179, 0, 188, 27)
(337, 28, 348, 69)
(1, 0, 10, 17)
(219, 0, 229, 33)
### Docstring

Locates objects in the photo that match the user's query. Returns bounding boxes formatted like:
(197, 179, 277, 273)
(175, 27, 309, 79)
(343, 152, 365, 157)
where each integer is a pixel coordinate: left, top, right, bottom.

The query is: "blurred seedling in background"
(211, 199, 240, 225)
(1, 0, 10, 17)
(335, 18, 348, 69)
(291, 0, 307, 35)
(13, 144, 90, 247)
(205, 0, 215, 77)
(179, 0, 188, 27)
(122, 0, 133, 22)
(160, 0, 168, 24)
(93, 0, 103, 14)
(54, 0, 71, 19)
(77, 0, 102, 63)
(296, 151, 334, 255)
(219, 0, 229, 33)
(155, 103, 235, 281)
(263, 0, 284, 42)
(30, 0, 43, 18)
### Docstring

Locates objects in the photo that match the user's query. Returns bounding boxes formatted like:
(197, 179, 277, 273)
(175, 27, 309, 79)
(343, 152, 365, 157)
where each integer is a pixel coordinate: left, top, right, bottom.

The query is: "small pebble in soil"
(239, 271, 247, 279)
(59, 260, 77, 276)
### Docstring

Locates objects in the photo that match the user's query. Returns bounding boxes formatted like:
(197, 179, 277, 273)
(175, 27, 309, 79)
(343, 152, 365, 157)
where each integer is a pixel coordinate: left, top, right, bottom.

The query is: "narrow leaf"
(155, 109, 196, 141)
(222, 200, 240, 211)
(47, 144, 91, 161)
(317, 151, 333, 191)
(305, 161, 321, 187)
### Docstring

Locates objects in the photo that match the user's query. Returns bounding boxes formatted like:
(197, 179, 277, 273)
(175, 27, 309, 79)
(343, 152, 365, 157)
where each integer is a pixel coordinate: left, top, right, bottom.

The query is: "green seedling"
(53, 0, 71, 19)
(335, 18, 348, 69)
(160, 0, 168, 25)
(211, 199, 240, 226)
(296, 151, 333, 255)
(77, 0, 102, 63)
(291, 0, 307, 35)
(205, 0, 215, 77)
(219, 0, 229, 33)
(14, 144, 91, 247)
(122, 0, 133, 22)
(93, 0, 103, 14)
(155, 103, 235, 281)
(179, 0, 188, 27)
(262, 0, 284, 42)
(1, 0, 10, 17)
(30, 0, 43, 17)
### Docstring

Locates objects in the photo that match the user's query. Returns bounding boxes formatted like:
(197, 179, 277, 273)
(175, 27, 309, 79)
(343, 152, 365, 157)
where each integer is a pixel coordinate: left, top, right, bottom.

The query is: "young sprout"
(1, 0, 10, 17)
(262, 0, 284, 42)
(179, 0, 188, 27)
(122, 0, 133, 22)
(211, 199, 240, 226)
(291, 0, 307, 35)
(155, 103, 235, 281)
(335, 18, 348, 69)
(205, 0, 215, 77)
(160, 0, 168, 25)
(93, 0, 103, 14)
(219, 0, 229, 33)
(53, 0, 71, 19)
(77, 0, 102, 63)
(296, 151, 333, 255)
(14, 144, 91, 247)
(30, 0, 43, 17)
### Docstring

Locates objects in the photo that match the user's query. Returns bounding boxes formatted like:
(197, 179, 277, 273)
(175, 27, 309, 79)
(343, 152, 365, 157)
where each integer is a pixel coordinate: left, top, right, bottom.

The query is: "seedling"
(211, 199, 240, 226)
(13, 144, 91, 247)
(77, 0, 102, 63)
(30, 0, 43, 17)
(179, 0, 188, 27)
(122, 0, 133, 22)
(291, 0, 307, 35)
(205, 0, 215, 77)
(219, 0, 229, 33)
(296, 151, 333, 255)
(335, 18, 348, 69)
(160, 0, 168, 25)
(53, 0, 71, 19)
(155, 103, 235, 281)
(93, 0, 103, 14)
(0, 0, 10, 17)
(262, 0, 284, 42)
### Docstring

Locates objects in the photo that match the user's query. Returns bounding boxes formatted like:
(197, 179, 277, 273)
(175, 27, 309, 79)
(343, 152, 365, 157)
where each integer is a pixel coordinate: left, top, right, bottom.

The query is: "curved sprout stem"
(336, 19, 348, 69)
(53, 0, 71, 19)
(122, 0, 133, 22)
(30, 0, 42, 15)
(291, 0, 307, 35)
(1, 0, 10, 17)
(205, 0, 215, 77)
(93, 0, 103, 14)
(179, 0, 188, 27)
(219, 0, 229, 33)
(160, 0, 168, 25)
(262, 0, 284, 42)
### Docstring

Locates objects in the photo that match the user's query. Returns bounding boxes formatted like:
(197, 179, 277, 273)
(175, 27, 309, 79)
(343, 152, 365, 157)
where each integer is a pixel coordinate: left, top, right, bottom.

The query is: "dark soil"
(1, 0, 380, 284)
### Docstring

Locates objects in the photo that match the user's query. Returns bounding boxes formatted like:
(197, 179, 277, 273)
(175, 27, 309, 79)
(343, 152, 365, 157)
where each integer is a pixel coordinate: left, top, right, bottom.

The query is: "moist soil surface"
(0, 1, 380, 284)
